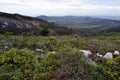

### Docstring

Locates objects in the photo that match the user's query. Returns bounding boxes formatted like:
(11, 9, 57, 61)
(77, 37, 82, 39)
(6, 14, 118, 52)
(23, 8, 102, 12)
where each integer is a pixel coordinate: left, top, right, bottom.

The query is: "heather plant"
(97, 56, 120, 80)
(0, 48, 34, 80)
(0, 33, 119, 80)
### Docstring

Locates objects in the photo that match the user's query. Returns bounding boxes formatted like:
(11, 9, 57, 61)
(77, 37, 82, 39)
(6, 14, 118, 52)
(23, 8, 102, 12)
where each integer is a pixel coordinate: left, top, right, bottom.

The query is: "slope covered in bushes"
(0, 33, 119, 80)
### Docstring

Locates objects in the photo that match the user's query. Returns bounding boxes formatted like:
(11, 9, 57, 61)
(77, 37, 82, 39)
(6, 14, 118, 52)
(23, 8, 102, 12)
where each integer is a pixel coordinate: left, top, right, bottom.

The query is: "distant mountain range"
(38, 15, 120, 34)
(94, 16, 120, 20)
(0, 12, 77, 36)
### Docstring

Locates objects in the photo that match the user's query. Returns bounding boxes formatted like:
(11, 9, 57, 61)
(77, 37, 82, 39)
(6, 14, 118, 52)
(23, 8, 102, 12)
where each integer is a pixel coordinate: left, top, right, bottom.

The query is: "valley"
(38, 15, 120, 34)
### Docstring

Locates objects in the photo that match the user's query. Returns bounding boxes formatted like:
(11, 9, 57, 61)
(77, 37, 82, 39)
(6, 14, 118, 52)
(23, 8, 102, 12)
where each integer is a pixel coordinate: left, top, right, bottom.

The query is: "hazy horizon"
(1, 0, 120, 16)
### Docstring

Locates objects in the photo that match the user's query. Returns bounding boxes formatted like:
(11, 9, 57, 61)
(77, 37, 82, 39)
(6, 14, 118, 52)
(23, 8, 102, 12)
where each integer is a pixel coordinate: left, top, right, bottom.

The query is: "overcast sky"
(0, 0, 120, 16)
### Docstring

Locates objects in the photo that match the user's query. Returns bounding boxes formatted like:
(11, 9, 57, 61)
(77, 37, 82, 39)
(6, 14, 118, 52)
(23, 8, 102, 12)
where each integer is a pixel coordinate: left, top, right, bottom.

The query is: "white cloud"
(0, 0, 120, 16)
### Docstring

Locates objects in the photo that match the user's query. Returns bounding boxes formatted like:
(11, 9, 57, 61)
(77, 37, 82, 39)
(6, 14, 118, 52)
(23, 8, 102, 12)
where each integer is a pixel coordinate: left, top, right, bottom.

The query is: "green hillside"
(0, 12, 77, 36)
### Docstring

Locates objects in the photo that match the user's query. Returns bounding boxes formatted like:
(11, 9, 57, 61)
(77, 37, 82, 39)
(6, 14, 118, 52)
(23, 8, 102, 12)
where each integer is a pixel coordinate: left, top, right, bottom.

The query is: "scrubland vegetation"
(0, 32, 120, 80)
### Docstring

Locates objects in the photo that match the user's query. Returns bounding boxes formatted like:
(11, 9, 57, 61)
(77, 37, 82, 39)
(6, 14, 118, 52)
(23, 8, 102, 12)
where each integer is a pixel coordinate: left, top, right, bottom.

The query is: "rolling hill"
(0, 12, 77, 36)
(38, 15, 120, 34)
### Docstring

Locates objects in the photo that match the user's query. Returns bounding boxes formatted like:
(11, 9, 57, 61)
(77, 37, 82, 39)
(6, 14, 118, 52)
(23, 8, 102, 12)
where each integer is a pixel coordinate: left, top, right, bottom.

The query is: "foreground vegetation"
(0, 32, 120, 80)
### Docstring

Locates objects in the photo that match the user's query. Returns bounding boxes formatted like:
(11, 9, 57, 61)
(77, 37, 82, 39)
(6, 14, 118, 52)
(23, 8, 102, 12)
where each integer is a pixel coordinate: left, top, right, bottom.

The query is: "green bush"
(34, 53, 60, 80)
(3, 32, 13, 35)
(98, 56, 120, 80)
(0, 48, 34, 80)
(41, 29, 49, 36)
(0, 33, 119, 80)
(52, 49, 98, 80)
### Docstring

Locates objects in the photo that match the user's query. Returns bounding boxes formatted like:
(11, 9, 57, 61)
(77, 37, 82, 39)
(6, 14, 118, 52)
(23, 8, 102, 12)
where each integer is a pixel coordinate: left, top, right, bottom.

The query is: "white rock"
(36, 49, 43, 52)
(114, 50, 120, 56)
(103, 52, 113, 60)
(96, 53, 103, 58)
(79, 50, 93, 58)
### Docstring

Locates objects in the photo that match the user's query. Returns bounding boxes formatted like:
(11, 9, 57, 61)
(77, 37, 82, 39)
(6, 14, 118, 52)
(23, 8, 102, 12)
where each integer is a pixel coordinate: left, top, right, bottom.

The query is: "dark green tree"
(41, 29, 49, 36)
